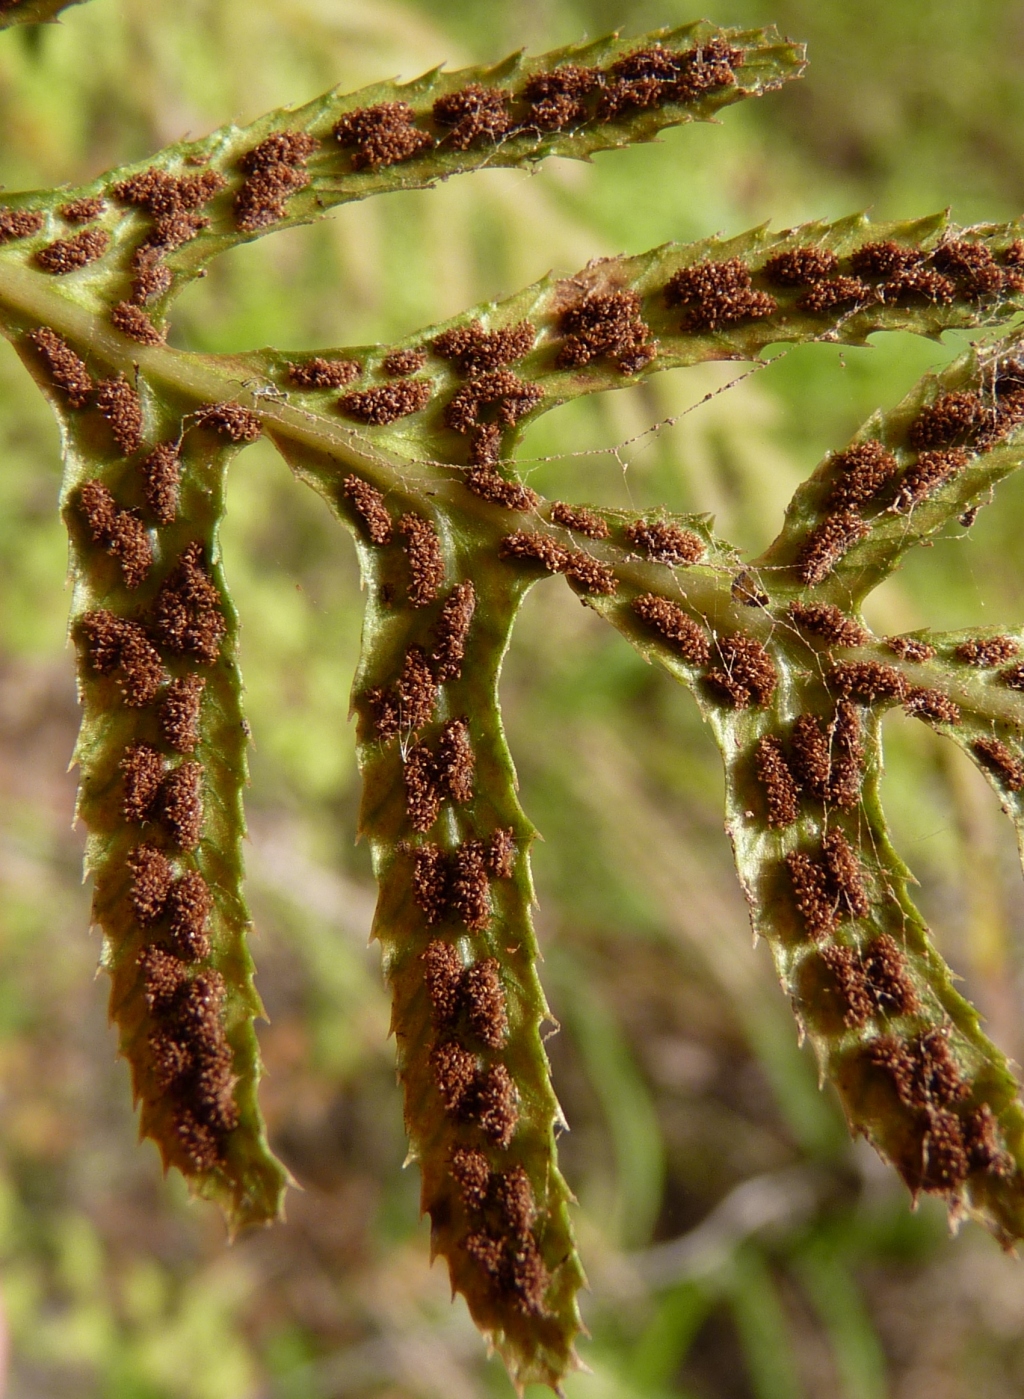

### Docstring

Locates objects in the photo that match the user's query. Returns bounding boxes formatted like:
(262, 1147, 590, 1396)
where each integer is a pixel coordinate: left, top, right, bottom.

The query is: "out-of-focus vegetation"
(3, 0, 1024, 1394)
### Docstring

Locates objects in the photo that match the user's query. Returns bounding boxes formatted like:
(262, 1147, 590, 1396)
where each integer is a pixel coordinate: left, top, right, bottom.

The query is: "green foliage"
(5, 2, 1024, 1393)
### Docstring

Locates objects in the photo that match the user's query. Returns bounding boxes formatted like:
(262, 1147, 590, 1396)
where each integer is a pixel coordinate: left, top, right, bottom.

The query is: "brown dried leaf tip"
(556, 290, 655, 375)
(335, 101, 434, 170)
(398, 513, 445, 607)
(665, 258, 777, 331)
(235, 130, 318, 231)
(35, 227, 109, 274)
(342, 475, 393, 546)
(631, 593, 709, 665)
(706, 633, 777, 709)
(96, 375, 144, 456)
(27, 328, 93, 409)
(289, 357, 360, 389)
(598, 38, 741, 120)
(433, 320, 535, 376)
(625, 518, 704, 566)
(433, 84, 513, 150)
(973, 737, 1024, 792)
(152, 542, 226, 665)
(194, 402, 262, 443)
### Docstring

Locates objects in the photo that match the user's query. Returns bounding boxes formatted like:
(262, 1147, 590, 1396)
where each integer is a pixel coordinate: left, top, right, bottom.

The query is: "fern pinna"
(4, 0, 1024, 1387)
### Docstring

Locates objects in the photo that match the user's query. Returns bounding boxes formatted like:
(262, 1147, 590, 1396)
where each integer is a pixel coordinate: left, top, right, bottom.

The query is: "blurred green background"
(4, 0, 1024, 1394)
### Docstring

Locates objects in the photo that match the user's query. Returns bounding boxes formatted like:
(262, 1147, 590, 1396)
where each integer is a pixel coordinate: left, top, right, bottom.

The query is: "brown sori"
(140, 443, 182, 525)
(550, 501, 609, 538)
(451, 841, 491, 931)
(35, 227, 109, 274)
(404, 742, 442, 832)
(398, 513, 445, 607)
(499, 530, 570, 573)
(664, 258, 777, 331)
(342, 475, 393, 545)
(368, 646, 438, 740)
(555, 290, 655, 375)
(96, 375, 144, 455)
(433, 320, 535, 376)
(1002, 662, 1024, 691)
(826, 440, 899, 510)
(334, 102, 434, 170)
(194, 402, 262, 443)
(883, 267, 956, 305)
(908, 391, 983, 450)
(160, 674, 206, 753)
(763, 246, 839, 286)
(827, 701, 865, 809)
(152, 542, 226, 664)
(973, 736, 1024, 791)
(0, 206, 44, 241)
(383, 348, 428, 377)
(798, 277, 873, 314)
(433, 85, 513, 150)
(111, 302, 165, 346)
(129, 844, 174, 926)
(850, 241, 922, 279)
(409, 845, 450, 924)
(819, 944, 873, 1028)
(954, 635, 1019, 667)
(788, 600, 868, 648)
(706, 633, 777, 709)
(431, 582, 476, 682)
(60, 196, 106, 224)
(463, 959, 509, 1047)
(886, 634, 936, 662)
(27, 327, 93, 408)
(166, 871, 213, 960)
(339, 380, 432, 425)
(422, 940, 463, 1022)
(821, 827, 869, 917)
(289, 357, 361, 389)
(625, 518, 704, 566)
(562, 551, 617, 596)
(444, 371, 542, 434)
(464, 468, 538, 512)
(828, 660, 907, 704)
(631, 593, 709, 665)
(893, 448, 969, 511)
(754, 735, 800, 828)
(521, 64, 599, 130)
(786, 851, 837, 939)
(791, 714, 830, 801)
(797, 509, 869, 585)
(235, 131, 317, 231)
(159, 760, 204, 850)
(81, 610, 166, 706)
(862, 934, 919, 1017)
(933, 239, 1005, 298)
(121, 742, 166, 822)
